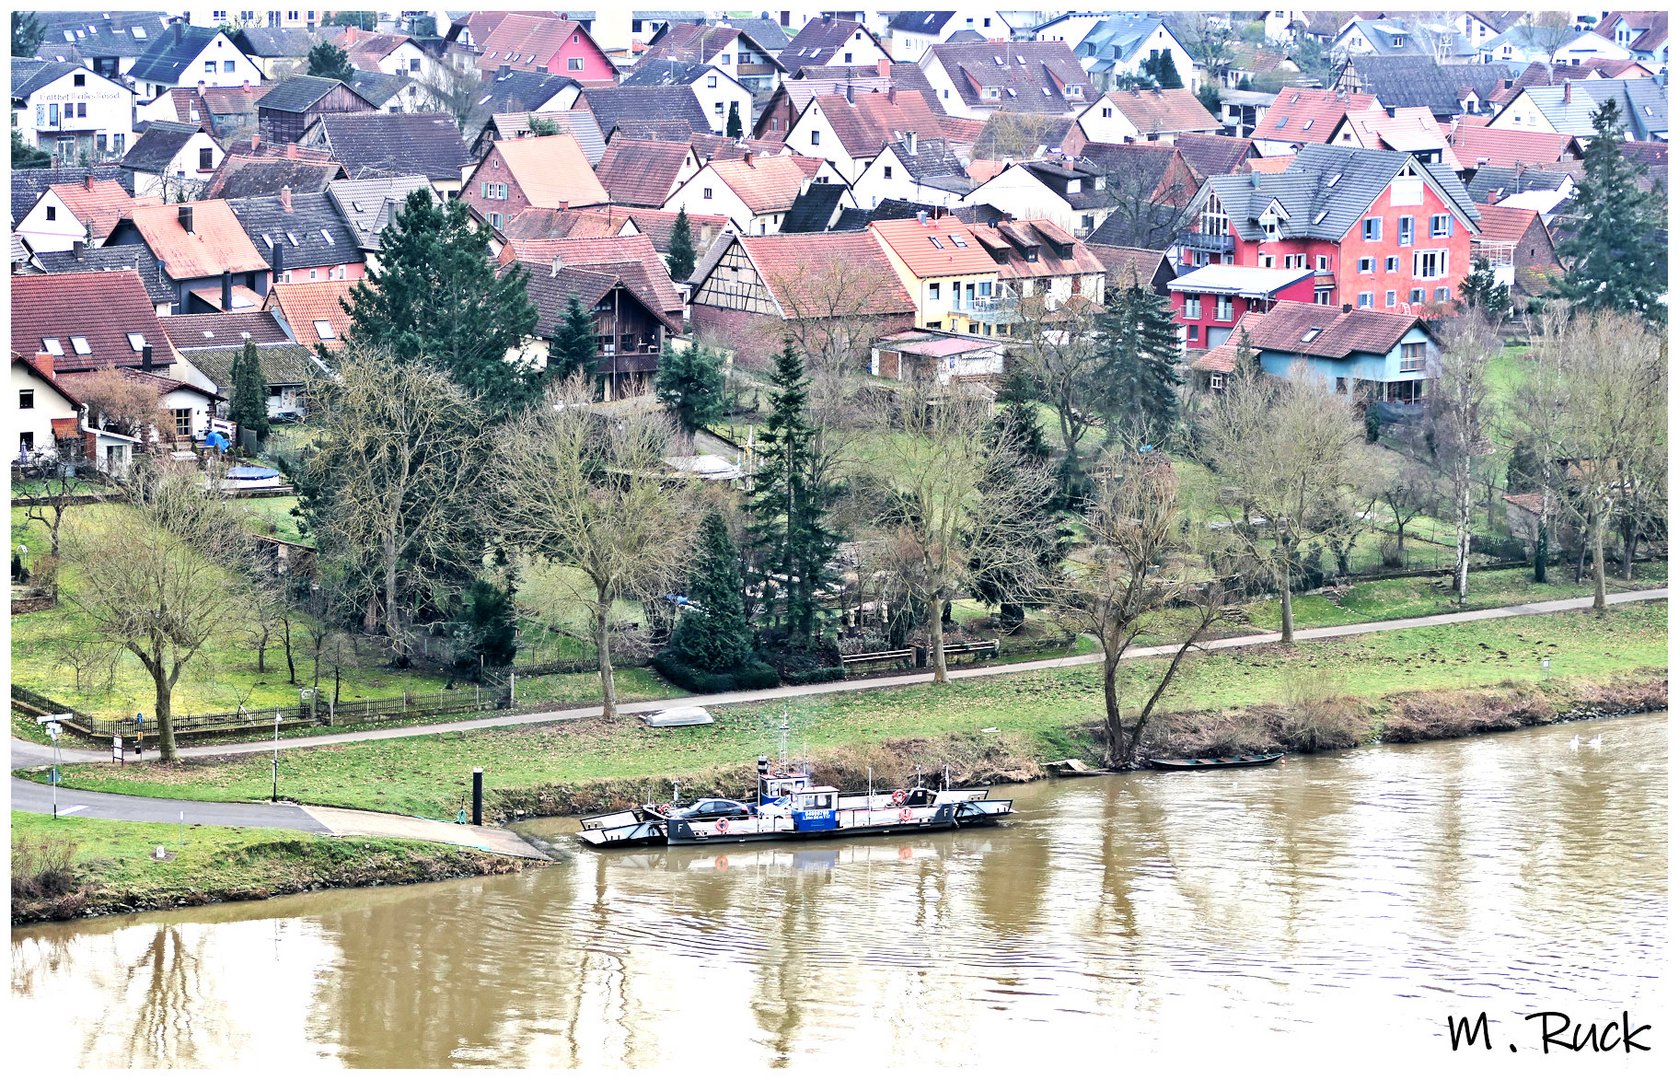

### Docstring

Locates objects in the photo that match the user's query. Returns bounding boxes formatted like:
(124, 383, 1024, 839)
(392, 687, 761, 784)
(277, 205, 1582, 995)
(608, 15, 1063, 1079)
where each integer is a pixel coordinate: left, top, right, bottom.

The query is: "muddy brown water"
(10, 712, 1665, 1068)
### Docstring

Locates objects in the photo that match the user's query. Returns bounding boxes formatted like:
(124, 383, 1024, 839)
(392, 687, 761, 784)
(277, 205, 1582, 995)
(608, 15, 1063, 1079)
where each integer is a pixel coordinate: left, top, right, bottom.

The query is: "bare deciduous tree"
(71, 368, 165, 443)
(64, 460, 255, 760)
(759, 252, 902, 420)
(1427, 316, 1497, 602)
(1199, 361, 1366, 643)
(854, 386, 1054, 682)
(493, 376, 697, 718)
(1365, 452, 1441, 564)
(1051, 443, 1221, 767)
(1008, 291, 1103, 473)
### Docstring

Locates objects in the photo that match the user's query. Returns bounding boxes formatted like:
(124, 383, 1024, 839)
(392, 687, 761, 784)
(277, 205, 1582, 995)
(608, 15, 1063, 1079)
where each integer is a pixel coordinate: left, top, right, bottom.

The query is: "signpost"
(38, 714, 71, 819)
(271, 711, 282, 802)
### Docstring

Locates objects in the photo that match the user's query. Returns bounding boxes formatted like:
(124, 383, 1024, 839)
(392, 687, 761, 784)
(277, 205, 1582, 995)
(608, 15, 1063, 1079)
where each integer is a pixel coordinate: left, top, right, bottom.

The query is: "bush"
(651, 651, 779, 693)
(1269, 672, 1367, 752)
(1470, 534, 1529, 561)
(1382, 684, 1551, 742)
(12, 833, 79, 900)
(783, 665, 845, 685)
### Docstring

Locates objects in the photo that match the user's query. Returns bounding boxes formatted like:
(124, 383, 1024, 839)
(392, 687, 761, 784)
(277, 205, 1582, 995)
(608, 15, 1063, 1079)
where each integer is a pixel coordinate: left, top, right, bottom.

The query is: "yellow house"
(868, 214, 1003, 336)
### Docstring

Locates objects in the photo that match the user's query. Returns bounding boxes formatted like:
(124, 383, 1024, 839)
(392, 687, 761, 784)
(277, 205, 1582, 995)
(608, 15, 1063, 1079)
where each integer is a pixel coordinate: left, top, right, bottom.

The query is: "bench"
(927, 640, 1000, 665)
(840, 648, 916, 673)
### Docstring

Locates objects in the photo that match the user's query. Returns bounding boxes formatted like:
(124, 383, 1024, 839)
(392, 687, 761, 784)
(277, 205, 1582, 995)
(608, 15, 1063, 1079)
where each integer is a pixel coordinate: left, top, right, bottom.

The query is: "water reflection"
(11, 712, 1666, 1067)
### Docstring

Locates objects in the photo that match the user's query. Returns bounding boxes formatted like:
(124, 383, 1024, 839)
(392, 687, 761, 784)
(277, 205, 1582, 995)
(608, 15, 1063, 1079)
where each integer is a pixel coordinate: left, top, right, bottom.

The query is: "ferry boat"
(576, 755, 1013, 849)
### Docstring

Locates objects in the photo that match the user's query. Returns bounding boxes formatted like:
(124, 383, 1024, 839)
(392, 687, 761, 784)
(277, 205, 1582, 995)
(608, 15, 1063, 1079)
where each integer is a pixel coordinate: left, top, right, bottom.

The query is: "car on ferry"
(665, 798, 756, 821)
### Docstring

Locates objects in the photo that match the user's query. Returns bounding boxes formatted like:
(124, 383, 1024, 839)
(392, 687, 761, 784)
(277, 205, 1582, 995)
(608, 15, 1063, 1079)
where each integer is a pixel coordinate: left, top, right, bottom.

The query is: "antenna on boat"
(778, 709, 790, 770)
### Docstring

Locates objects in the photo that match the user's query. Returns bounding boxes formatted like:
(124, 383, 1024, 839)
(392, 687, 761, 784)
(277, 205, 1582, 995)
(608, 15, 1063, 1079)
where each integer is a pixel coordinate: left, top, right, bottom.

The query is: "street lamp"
(38, 715, 67, 819)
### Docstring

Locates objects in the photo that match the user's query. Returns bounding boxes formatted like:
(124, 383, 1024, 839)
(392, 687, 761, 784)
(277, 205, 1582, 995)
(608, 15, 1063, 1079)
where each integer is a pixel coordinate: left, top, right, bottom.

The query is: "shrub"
(651, 652, 779, 693)
(1382, 685, 1551, 742)
(783, 665, 845, 685)
(1269, 671, 1367, 752)
(11, 833, 79, 900)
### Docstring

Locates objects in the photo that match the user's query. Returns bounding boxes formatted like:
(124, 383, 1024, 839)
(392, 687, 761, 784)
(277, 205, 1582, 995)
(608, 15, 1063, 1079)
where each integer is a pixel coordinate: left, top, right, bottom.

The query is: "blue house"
(1190, 299, 1440, 407)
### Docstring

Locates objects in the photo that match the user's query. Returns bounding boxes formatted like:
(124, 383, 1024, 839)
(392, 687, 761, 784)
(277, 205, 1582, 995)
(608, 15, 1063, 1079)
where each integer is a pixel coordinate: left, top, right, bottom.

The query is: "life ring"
(715, 817, 728, 834)
(656, 804, 671, 816)
(898, 807, 912, 824)
(714, 855, 729, 871)
(891, 789, 907, 806)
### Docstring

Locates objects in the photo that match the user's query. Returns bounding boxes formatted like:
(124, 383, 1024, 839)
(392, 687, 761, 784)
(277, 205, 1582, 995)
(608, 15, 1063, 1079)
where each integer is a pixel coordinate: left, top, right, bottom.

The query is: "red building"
(1181, 144, 1480, 312)
(1167, 265, 1314, 351)
(472, 14, 616, 84)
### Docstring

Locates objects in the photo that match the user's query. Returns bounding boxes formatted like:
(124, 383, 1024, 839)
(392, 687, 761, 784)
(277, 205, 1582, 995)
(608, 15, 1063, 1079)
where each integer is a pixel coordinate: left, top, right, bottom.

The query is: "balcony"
(951, 285, 1019, 320)
(1177, 230, 1235, 255)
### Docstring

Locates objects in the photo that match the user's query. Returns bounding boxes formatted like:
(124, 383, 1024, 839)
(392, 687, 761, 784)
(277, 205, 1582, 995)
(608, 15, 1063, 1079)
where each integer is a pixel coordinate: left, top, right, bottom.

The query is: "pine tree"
(344, 189, 540, 420)
(654, 342, 725, 434)
(666, 510, 752, 672)
(1196, 81, 1221, 116)
(1095, 284, 1182, 439)
(747, 338, 840, 651)
(1153, 52, 1185, 89)
(1457, 255, 1512, 322)
(306, 42, 355, 82)
(547, 294, 597, 380)
(1554, 99, 1666, 324)
(13, 11, 45, 57)
(666, 207, 697, 282)
(725, 100, 743, 139)
(229, 338, 271, 440)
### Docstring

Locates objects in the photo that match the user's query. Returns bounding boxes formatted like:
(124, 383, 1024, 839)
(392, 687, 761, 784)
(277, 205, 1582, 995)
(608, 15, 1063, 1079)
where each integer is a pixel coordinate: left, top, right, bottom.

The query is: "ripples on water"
(10, 712, 1667, 1067)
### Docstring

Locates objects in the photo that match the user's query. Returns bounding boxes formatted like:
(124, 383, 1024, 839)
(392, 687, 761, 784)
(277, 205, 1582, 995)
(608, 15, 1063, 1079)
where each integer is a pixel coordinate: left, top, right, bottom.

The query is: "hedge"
(651, 652, 780, 694)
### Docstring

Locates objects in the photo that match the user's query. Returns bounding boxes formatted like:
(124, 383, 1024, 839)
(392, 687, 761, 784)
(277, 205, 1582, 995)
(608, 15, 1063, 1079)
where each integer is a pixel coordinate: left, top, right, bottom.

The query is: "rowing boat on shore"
(1147, 752, 1284, 770)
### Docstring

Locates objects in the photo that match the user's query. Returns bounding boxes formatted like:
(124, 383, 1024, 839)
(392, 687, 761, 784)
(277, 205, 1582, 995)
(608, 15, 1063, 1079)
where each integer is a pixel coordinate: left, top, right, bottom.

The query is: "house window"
(1385, 256, 1398, 272)
(225, 60, 237, 72)
(1398, 216, 1413, 245)
(174, 409, 193, 437)
(1314, 286, 1334, 304)
(1386, 290, 1397, 307)
(1317, 255, 1330, 271)
(1409, 288, 1424, 303)
(41, 338, 63, 356)
(929, 283, 941, 300)
(1414, 250, 1447, 279)
(1199, 195, 1227, 237)
(73, 73, 85, 87)
(1259, 254, 1275, 268)
(1187, 324, 1199, 341)
(714, 102, 724, 114)
(205, 61, 216, 73)
(1435, 287, 1451, 302)
(70, 336, 91, 355)
(707, 75, 717, 88)
(844, 52, 853, 62)
(19, 432, 32, 452)
(19, 389, 34, 409)
(1399, 342, 1425, 371)
(1101, 107, 1113, 118)
(1080, 213, 1096, 231)
(811, 130, 820, 146)
(45, 205, 56, 222)
(1215, 296, 1233, 321)
(568, 57, 584, 71)
(1357, 292, 1373, 308)
(1430, 214, 1453, 237)
(1361, 217, 1381, 240)
(199, 147, 213, 170)
(489, 212, 502, 229)
(1358, 257, 1373, 273)
(1184, 296, 1202, 319)
(1209, 372, 1226, 390)
(884, 165, 893, 179)
(127, 333, 146, 351)
(702, 187, 713, 199)
(409, 58, 420, 72)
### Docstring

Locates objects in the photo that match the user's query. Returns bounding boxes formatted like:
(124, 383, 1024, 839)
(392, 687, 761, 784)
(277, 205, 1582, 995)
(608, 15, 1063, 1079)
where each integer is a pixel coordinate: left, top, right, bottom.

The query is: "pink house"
(1167, 264, 1314, 351)
(474, 14, 616, 84)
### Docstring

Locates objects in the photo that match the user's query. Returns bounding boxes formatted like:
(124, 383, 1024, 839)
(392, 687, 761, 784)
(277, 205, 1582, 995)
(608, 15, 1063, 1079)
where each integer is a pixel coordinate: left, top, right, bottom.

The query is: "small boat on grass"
(1147, 752, 1284, 771)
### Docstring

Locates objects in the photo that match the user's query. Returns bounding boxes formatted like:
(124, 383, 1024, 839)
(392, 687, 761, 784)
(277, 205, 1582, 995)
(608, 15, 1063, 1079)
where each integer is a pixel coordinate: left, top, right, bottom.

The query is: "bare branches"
(1428, 314, 1498, 601)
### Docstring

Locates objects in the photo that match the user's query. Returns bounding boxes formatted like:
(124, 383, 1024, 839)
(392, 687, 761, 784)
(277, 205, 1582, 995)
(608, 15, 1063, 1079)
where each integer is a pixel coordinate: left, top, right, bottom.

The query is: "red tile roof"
(48, 178, 136, 243)
(1448, 126, 1574, 169)
(264, 280, 357, 352)
(503, 206, 629, 241)
(1097, 88, 1222, 135)
(701, 154, 815, 214)
(593, 139, 696, 207)
(969, 219, 1105, 279)
(474, 14, 589, 74)
(869, 216, 999, 278)
(1235, 300, 1432, 360)
(508, 233, 683, 317)
(734, 233, 914, 317)
(1260, 88, 1378, 144)
(479, 134, 610, 208)
(124, 200, 270, 280)
(1470, 203, 1541, 244)
(10, 270, 170, 373)
(805, 90, 948, 158)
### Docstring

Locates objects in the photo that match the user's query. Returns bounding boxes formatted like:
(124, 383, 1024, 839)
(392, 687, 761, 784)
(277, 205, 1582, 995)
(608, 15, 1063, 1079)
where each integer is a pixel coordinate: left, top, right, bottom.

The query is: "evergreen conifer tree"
(666, 207, 697, 282)
(229, 338, 271, 440)
(1457, 256, 1512, 321)
(1095, 284, 1182, 439)
(344, 189, 539, 420)
(654, 342, 725, 434)
(1554, 99, 1666, 324)
(666, 510, 753, 672)
(547, 294, 598, 380)
(747, 338, 839, 650)
(1154, 52, 1184, 89)
(725, 100, 743, 139)
(306, 41, 355, 82)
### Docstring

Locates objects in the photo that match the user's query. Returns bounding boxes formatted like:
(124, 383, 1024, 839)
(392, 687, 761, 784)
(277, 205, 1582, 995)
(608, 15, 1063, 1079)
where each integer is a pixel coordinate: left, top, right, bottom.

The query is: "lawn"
(240, 495, 307, 544)
(43, 602, 1668, 818)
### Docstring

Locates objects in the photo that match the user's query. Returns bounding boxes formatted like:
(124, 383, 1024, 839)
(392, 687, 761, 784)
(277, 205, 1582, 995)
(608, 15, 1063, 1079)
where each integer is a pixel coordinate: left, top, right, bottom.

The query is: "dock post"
(472, 767, 483, 825)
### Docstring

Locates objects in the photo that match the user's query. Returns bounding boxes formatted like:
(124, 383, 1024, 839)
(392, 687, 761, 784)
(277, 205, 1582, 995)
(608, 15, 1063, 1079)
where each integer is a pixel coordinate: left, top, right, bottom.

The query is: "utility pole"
(271, 711, 282, 801)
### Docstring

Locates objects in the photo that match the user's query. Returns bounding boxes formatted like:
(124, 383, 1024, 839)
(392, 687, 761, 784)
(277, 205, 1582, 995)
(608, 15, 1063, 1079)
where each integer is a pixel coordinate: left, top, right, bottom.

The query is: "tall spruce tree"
(548, 294, 597, 381)
(654, 342, 725, 434)
(666, 207, 697, 282)
(1554, 99, 1666, 324)
(725, 100, 743, 139)
(229, 338, 271, 440)
(344, 189, 539, 420)
(747, 338, 839, 651)
(306, 41, 355, 81)
(666, 510, 752, 672)
(1457, 255, 1512, 321)
(1095, 283, 1182, 439)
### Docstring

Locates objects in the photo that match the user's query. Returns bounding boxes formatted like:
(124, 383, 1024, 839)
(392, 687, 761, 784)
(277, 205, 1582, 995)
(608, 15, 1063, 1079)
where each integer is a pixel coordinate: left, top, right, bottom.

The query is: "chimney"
(743, 150, 754, 167)
(343, 25, 358, 45)
(906, 129, 917, 154)
(271, 234, 285, 280)
(551, 254, 564, 276)
(558, 200, 569, 210)
(846, 82, 855, 104)
(916, 209, 929, 226)
(887, 86, 897, 105)
(498, 64, 511, 80)
(279, 185, 293, 212)
(822, 13, 832, 23)
(221, 269, 233, 312)
(83, 172, 96, 191)
(72, 240, 85, 260)
(250, 133, 261, 151)
(877, 58, 891, 78)
(173, 21, 182, 43)
(1562, 81, 1572, 104)
(1341, 302, 1352, 313)
(178, 205, 194, 233)
(34, 352, 55, 377)
(286, 143, 300, 159)
(141, 344, 155, 371)
(1485, 190, 1498, 205)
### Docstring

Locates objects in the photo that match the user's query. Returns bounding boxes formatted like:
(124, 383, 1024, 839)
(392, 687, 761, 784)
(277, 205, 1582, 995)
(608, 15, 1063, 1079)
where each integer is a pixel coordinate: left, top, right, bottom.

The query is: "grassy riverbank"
(39, 603, 1667, 819)
(9, 813, 524, 925)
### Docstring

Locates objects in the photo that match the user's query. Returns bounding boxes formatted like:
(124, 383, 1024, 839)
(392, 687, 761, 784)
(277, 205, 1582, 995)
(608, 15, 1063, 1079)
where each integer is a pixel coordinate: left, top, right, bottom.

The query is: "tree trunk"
(1395, 519, 1406, 557)
(255, 626, 269, 674)
(281, 616, 297, 684)
(1453, 468, 1472, 603)
(382, 533, 403, 658)
(148, 650, 178, 763)
(1277, 549, 1295, 645)
(595, 591, 618, 720)
(1101, 643, 1123, 767)
(1591, 513, 1608, 615)
(928, 590, 948, 684)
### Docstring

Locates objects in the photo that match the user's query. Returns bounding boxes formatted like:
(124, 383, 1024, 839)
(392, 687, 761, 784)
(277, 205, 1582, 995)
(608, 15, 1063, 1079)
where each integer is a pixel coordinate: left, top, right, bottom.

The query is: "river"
(10, 711, 1665, 1068)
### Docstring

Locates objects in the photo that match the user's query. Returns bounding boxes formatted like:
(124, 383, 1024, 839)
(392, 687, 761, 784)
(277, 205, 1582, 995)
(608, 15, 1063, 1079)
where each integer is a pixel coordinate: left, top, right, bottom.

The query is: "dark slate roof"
(727, 18, 789, 52)
(1172, 133, 1255, 177)
(31, 11, 171, 61)
(619, 59, 717, 87)
(120, 121, 204, 174)
(227, 192, 360, 271)
(1444, 63, 1508, 105)
(1020, 160, 1113, 209)
(12, 164, 131, 227)
(1464, 164, 1575, 204)
(1347, 56, 1476, 116)
(779, 181, 849, 232)
(886, 12, 957, 34)
(347, 69, 414, 107)
(780, 17, 880, 65)
(258, 74, 356, 114)
(10, 59, 86, 99)
(177, 343, 322, 391)
(128, 24, 223, 86)
(208, 157, 345, 199)
(230, 26, 323, 58)
(474, 69, 580, 113)
(327, 175, 435, 249)
(578, 86, 711, 138)
(927, 41, 1095, 114)
(890, 137, 973, 189)
(306, 112, 472, 181)
(25, 245, 175, 308)
(1205, 145, 1480, 243)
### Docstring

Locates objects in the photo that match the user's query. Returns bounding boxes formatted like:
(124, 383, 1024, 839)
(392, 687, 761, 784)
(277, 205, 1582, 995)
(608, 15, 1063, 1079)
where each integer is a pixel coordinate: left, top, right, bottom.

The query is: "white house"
(850, 134, 976, 209)
(10, 355, 137, 475)
(781, 16, 891, 71)
(664, 153, 843, 235)
(120, 121, 226, 200)
(14, 177, 136, 252)
(884, 11, 1011, 62)
(11, 60, 138, 162)
(128, 23, 265, 101)
(961, 159, 1114, 237)
(621, 61, 754, 136)
(1074, 88, 1223, 144)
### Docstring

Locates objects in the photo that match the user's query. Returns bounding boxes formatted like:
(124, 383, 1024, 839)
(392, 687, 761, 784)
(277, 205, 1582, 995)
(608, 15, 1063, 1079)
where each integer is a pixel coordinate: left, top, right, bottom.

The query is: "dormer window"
(1067, 178, 1081, 194)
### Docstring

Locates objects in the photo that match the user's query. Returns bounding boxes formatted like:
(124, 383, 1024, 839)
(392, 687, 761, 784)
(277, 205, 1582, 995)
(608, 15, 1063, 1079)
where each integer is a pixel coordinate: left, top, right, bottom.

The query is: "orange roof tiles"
(1098, 88, 1222, 135)
(265, 280, 357, 352)
(1245, 154, 1294, 173)
(1449, 126, 1574, 169)
(869, 217, 999, 278)
(734, 233, 914, 317)
(703, 155, 814, 215)
(124, 200, 270, 280)
(474, 14, 586, 74)
(483, 134, 610, 208)
(49, 178, 135, 243)
(1470, 203, 1541, 244)
(1261, 88, 1378, 144)
(593, 139, 695, 207)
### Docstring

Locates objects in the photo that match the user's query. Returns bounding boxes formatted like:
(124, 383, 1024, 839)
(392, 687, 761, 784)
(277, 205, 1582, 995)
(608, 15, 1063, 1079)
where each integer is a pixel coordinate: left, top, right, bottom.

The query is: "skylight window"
(1275, 117, 1288, 128)
(1312, 208, 1328, 224)
(285, 231, 300, 246)
(1302, 118, 1314, 130)
(201, 330, 214, 339)
(1006, 88, 1017, 96)
(949, 234, 968, 247)
(1300, 328, 1322, 343)
(1326, 173, 1342, 187)
(132, 26, 146, 38)
(62, 30, 74, 42)
(41, 338, 63, 356)
(128, 333, 146, 350)
(320, 228, 334, 244)
(70, 337, 92, 355)
(994, 55, 1004, 64)
(314, 320, 337, 340)
(929, 236, 944, 249)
